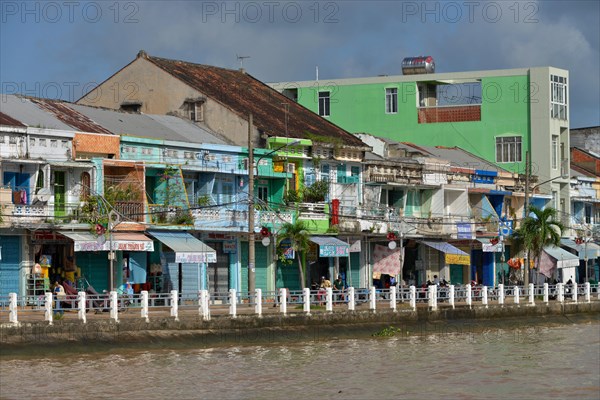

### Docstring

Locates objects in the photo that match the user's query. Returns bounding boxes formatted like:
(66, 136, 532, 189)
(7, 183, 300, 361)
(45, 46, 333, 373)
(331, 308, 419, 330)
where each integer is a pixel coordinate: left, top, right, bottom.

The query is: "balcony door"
(54, 171, 65, 217)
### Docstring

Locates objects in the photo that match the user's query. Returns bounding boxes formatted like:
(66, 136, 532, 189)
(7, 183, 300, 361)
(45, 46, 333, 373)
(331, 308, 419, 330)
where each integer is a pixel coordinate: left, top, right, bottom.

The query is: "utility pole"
(248, 113, 255, 294)
(523, 151, 531, 286)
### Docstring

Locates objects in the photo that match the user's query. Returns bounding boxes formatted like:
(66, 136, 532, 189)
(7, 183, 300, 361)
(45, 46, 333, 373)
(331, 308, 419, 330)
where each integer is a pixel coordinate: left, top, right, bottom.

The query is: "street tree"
(277, 220, 310, 288)
(511, 206, 565, 284)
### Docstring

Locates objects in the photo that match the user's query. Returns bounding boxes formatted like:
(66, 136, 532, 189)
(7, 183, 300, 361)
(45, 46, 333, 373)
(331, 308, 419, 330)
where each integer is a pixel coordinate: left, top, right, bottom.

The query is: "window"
(321, 164, 330, 182)
(35, 170, 44, 192)
(318, 91, 330, 117)
(552, 135, 559, 169)
(188, 102, 204, 122)
(258, 186, 268, 202)
(550, 75, 567, 120)
(81, 172, 91, 199)
(495, 136, 522, 163)
(385, 88, 398, 114)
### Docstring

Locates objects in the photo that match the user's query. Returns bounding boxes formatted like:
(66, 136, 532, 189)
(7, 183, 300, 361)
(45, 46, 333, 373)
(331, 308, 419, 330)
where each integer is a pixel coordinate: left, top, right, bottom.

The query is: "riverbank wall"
(1, 301, 599, 355)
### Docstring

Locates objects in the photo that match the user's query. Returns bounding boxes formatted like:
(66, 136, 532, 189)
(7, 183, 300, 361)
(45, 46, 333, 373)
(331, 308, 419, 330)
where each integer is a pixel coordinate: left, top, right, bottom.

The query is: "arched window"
(81, 172, 91, 199)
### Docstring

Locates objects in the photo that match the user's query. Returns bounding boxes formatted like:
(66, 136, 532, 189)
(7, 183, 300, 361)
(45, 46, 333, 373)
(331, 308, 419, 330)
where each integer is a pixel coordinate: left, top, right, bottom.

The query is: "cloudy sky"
(1, 0, 598, 128)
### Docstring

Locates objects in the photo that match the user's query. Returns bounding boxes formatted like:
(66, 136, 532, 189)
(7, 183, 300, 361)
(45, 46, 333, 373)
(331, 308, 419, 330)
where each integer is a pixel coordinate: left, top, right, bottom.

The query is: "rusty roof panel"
(147, 55, 366, 148)
(29, 98, 114, 135)
(0, 111, 26, 127)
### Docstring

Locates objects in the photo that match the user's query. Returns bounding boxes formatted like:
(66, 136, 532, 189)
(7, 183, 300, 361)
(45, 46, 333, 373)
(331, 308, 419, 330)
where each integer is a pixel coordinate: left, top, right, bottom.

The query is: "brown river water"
(1, 318, 599, 399)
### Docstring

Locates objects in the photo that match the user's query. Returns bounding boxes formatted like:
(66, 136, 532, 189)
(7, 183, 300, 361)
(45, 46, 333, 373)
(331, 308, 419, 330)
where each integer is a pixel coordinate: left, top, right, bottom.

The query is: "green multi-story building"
(272, 66, 571, 222)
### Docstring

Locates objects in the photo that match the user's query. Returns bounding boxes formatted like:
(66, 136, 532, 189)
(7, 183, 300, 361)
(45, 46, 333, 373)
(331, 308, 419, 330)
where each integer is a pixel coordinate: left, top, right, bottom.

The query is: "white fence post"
(543, 283, 549, 303)
(347, 287, 355, 311)
(369, 286, 376, 312)
(466, 284, 472, 308)
(572, 283, 578, 303)
(326, 287, 333, 312)
(199, 290, 210, 321)
(390, 286, 397, 312)
(279, 288, 287, 315)
(77, 291, 87, 323)
(255, 288, 262, 317)
(557, 283, 564, 303)
(9, 293, 18, 325)
(482, 286, 488, 308)
(409, 285, 416, 311)
(141, 290, 149, 323)
(513, 286, 520, 305)
(428, 285, 437, 311)
(528, 283, 535, 305)
(110, 290, 119, 323)
(303, 288, 311, 314)
(45, 292, 53, 325)
(449, 285, 455, 309)
(584, 282, 590, 303)
(170, 290, 179, 321)
(229, 289, 237, 318)
(498, 284, 504, 306)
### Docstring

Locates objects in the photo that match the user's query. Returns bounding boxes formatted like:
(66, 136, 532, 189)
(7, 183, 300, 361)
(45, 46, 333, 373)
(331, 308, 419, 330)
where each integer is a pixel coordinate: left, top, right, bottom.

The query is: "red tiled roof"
(0, 112, 26, 127)
(29, 98, 113, 135)
(145, 55, 366, 148)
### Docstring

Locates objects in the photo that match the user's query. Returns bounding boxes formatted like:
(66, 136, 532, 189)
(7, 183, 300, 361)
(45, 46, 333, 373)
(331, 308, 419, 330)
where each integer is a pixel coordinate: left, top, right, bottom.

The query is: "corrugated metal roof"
(69, 104, 231, 145)
(68, 103, 189, 141)
(1, 95, 73, 130)
(146, 55, 367, 148)
(29, 98, 113, 135)
(416, 145, 507, 172)
(0, 111, 26, 127)
(146, 114, 231, 145)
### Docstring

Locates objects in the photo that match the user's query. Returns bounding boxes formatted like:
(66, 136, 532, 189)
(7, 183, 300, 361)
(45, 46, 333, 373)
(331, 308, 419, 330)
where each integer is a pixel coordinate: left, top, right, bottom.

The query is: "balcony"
(113, 201, 144, 222)
(191, 208, 295, 231)
(418, 105, 481, 124)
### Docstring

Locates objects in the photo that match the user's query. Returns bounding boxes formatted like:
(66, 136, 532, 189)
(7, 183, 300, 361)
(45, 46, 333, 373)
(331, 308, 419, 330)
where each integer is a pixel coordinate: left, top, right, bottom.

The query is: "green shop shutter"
(240, 242, 269, 292)
(77, 252, 109, 293)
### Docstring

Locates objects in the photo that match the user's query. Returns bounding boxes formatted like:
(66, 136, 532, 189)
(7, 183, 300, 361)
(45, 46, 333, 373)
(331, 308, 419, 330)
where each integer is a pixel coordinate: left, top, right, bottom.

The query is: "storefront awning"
(310, 236, 349, 257)
(59, 231, 154, 252)
(543, 246, 580, 268)
(560, 239, 600, 260)
(148, 231, 216, 263)
(421, 241, 470, 265)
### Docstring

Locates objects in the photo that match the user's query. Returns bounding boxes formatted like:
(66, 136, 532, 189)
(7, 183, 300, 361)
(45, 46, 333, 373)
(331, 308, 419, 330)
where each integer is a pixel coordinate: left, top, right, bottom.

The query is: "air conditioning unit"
(286, 163, 296, 174)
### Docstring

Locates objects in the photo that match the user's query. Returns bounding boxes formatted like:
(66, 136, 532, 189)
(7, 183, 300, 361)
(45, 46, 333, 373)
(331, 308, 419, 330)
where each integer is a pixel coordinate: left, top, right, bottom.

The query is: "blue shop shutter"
(0, 236, 21, 297)
(181, 263, 200, 295)
(129, 252, 147, 284)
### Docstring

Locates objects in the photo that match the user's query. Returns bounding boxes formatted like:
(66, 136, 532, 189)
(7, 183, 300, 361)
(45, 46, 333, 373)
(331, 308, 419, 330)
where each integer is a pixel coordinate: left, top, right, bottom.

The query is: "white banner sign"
(175, 252, 217, 264)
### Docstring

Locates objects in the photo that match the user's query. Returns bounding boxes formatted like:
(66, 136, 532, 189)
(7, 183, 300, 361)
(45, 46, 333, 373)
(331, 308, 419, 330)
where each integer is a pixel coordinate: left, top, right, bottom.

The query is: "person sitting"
(333, 275, 345, 303)
(317, 276, 331, 305)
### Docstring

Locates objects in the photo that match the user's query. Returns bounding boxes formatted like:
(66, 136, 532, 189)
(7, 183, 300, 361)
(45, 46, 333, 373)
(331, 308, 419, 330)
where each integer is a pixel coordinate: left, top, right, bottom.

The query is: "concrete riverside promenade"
(1, 284, 599, 348)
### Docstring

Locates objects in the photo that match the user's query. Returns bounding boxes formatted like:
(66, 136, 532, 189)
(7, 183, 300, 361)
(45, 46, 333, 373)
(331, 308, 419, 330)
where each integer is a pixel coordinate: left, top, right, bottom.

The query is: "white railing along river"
(1, 283, 597, 325)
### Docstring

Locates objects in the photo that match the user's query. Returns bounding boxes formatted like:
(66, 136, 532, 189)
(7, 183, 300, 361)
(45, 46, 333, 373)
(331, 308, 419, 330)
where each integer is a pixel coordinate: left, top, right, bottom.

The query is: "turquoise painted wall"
(297, 75, 531, 173)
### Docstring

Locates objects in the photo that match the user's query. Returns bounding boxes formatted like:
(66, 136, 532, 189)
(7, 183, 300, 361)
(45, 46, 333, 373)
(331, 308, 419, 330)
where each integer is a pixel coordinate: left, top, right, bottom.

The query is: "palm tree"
(277, 220, 311, 288)
(511, 206, 565, 285)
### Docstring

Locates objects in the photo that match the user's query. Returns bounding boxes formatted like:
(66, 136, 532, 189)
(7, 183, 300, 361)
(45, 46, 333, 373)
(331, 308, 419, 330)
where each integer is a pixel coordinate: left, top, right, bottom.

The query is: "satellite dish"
(97, 235, 106, 245)
(388, 241, 397, 250)
(261, 237, 271, 247)
(36, 188, 51, 202)
(585, 230, 593, 238)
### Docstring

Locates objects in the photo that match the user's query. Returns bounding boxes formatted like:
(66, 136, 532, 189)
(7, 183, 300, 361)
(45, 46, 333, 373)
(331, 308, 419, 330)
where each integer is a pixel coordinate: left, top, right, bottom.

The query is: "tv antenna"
(237, 54, 250, 69)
